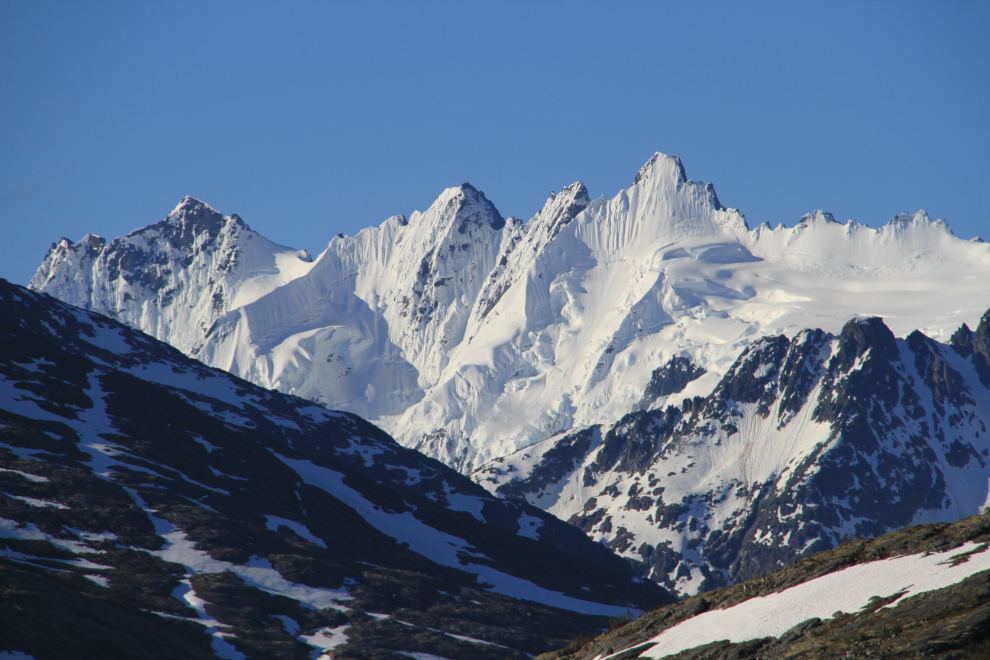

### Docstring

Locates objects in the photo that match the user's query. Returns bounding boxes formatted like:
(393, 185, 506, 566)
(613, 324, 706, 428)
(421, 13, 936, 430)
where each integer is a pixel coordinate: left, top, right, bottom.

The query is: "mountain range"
(31, 154, 990, 475)
(25, 153, 990, 604)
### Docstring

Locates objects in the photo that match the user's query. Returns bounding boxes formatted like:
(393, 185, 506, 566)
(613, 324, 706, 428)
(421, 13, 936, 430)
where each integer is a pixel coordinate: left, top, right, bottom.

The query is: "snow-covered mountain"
(474, 311, 990, 597)
(31, 154, 990, 473)
(30, 197, 315, 355)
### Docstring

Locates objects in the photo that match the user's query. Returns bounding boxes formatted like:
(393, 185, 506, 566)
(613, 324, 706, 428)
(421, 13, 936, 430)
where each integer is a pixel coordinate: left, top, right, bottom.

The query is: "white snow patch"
(3, 493, 68, 509)
(264, 515, 327, 548)
(516, 513, 544, 539)
(273, 615, 300, 635)
(0, 517, 104, 556)
(445, 490, 487, 522)
(148, 526, 351, 611)
(443, 631, 510, 648)
(172, 580, 248, 660)
(0, 468, 49, 482)
(83, 574, 110, 587)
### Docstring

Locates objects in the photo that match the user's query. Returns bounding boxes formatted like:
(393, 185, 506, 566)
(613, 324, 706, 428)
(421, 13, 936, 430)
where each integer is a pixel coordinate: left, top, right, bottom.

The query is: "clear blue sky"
(2, 1, 988, 286)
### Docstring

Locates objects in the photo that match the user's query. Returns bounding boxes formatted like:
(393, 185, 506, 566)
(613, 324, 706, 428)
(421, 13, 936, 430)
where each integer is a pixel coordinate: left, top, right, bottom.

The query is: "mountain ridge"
(473, 311, 990, 597)
(30, 154, 990, 474)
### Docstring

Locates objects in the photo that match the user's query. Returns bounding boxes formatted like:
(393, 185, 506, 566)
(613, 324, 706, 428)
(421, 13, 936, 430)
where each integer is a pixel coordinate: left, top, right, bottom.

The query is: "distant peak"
(888, 210, 940, 226)
(172, 196, 211, 213)
(797, 210, 838, 226)
(560, 181, 590, 202)
(881, 210, 957, 237)
(633, 153, 687, 187)
(452, 183, 505, 232)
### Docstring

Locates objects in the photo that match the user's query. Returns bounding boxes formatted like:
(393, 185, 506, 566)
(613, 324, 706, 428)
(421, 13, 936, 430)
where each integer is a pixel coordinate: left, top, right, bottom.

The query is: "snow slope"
(31, 155, 990, 471)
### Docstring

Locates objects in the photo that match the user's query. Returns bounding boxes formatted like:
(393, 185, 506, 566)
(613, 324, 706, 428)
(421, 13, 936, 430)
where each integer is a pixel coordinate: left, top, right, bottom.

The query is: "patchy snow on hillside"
(627, 542, 990, 659)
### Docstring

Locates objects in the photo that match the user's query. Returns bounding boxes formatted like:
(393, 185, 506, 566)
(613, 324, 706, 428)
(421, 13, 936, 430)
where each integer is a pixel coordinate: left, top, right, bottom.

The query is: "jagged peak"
(122, 196, 238, 244)
(836, 316, 899, 366)
(561, 181, 590, 203)
(889, 210, 931, 225)
(633, 152, 688, 187)
(435, 182, 505, 233)
(876, 210, 958, 238)
(537, 182, 590, 214)
(950, 322, 974, 352)
(80, 233, 106, 248)
(797, 210, 838, 226)
(168, 195, 218, 217)
(43, 233, 105, 260)
(632, 153, 730, 218)
(528, 182, 591, 242)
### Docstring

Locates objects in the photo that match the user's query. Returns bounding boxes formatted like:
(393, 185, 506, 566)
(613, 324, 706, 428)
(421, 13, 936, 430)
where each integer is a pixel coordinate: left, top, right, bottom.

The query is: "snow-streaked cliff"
(473, 313, 990, 597)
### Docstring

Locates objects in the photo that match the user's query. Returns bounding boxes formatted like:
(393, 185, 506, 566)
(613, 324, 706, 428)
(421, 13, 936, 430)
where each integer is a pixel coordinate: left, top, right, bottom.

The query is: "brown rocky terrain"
(538, 512, 990, 660)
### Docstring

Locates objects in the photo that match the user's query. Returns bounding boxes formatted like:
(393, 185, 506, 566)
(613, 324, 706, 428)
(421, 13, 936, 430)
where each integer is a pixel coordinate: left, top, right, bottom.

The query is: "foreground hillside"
(539, 512, 990, 660)
(30, 154, 990, 472)
(0, 279, 671, 660)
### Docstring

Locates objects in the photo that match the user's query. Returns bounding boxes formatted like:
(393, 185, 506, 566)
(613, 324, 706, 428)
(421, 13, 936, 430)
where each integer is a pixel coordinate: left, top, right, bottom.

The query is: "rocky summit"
(0, 279, 672, 660)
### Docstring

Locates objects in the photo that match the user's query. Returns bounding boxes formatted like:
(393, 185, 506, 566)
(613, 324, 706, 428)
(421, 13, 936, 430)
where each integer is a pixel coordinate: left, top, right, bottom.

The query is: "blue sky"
(2, 1, 988, 286)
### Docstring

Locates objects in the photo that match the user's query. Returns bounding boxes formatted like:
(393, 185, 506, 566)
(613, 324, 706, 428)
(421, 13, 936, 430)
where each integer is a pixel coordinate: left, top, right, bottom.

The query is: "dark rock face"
(537, 513, 990, 660)
(456, 183, 505, 232)
(640, 357, 706, 409)
(0, 279, 672, 660)
(541, 183, 590, 242)
(104, 198, 240, 299)
(950, 322, 974, 357)
(973, 310, 990, 387)
(479, 314, 990, 599)
(486, 427, 602, 504)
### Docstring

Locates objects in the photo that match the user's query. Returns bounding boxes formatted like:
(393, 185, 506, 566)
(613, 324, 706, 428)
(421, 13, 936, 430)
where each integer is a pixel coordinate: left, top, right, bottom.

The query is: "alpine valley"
(26, 153, 990, 604)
